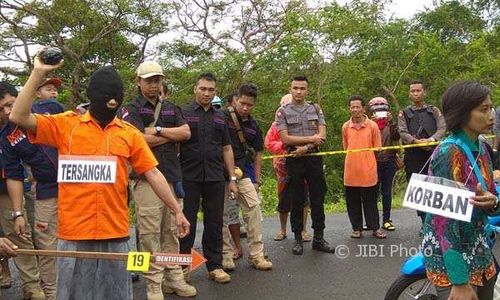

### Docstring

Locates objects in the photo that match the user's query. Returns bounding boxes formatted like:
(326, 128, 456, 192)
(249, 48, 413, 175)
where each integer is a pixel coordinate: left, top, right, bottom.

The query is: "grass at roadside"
(129, 170, 409, 223)
(260, 170, 408, 216)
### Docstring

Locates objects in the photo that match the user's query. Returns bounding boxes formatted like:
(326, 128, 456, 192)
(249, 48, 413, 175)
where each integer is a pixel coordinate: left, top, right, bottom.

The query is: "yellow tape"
(262, 134, 495, 160)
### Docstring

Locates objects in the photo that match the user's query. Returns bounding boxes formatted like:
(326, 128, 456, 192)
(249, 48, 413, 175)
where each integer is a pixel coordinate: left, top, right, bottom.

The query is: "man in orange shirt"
(9, 55, 190, 300)
(342, 95, 386, 239)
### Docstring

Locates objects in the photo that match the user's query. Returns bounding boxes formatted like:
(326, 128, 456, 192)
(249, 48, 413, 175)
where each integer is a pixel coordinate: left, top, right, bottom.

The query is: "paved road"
(3, 208, 500, 300)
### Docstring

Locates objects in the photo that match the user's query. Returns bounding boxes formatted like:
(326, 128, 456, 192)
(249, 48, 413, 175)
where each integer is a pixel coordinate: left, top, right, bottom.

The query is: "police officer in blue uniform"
(274, 76, 335, 255)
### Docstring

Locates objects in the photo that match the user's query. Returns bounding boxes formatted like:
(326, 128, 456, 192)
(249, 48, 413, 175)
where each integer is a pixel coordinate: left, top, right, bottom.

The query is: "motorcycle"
(384, 215, 500, 300)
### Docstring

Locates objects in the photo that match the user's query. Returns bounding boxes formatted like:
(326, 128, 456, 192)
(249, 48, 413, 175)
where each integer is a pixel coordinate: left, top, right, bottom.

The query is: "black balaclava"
(86, 66, 124, 128)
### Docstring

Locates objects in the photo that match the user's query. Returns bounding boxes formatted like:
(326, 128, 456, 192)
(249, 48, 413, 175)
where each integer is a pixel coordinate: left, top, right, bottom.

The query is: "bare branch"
(0, 66, 28, 77)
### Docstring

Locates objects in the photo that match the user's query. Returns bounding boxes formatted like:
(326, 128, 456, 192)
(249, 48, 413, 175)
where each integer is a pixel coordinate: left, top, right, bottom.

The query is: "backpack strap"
(227, 106, 248, 148)
(148, 99, 163, 127)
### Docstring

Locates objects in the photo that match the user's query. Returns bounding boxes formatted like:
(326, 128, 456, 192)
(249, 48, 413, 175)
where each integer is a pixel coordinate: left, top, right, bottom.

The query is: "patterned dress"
(422, 131, 497, 287)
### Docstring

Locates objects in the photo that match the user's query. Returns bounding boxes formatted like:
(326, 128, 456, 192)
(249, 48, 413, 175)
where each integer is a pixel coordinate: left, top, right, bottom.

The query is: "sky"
(383, 0, 436, 19)
(332, 0, 436, 19)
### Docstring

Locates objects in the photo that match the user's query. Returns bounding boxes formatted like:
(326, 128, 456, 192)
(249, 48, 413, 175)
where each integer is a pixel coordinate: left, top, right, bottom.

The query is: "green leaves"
(0, 0, 498, 203)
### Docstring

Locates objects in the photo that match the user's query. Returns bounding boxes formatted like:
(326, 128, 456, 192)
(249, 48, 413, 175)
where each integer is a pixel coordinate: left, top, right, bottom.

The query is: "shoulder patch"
(121, 107, 130, 120)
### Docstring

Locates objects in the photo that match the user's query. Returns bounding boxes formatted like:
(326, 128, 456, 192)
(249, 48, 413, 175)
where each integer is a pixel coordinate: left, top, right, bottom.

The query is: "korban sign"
(403, 174, 474, 222)
(58, 155, 117, 183)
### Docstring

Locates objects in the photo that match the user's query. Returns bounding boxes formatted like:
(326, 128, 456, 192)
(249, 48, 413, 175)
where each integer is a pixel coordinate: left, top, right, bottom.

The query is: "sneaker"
(222, 257, 236, 272)
(24, 287, 45, 300)
(312, 237, 335, 253)
(208, 269, 231, 284)
(163, 279, 197, 297)
(248, 256, 272, 271)
(146, 283, 163, 300)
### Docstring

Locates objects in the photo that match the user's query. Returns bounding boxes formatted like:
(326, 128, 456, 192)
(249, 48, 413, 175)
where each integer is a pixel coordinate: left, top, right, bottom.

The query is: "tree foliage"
(0, 0, 498, 203)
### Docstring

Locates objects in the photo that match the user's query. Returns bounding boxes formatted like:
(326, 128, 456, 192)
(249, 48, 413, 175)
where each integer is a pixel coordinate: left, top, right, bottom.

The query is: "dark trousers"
(404, 149, 432, 223)
(285, 156, 327, 234)
(180, 180, 225, 271)
(377, 159, 397, 222)
(345, 185, 379, 231)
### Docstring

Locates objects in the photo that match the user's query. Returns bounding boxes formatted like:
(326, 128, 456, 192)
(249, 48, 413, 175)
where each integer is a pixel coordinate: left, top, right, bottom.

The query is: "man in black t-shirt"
(221, 84, 272, 272)
(120, 61, 196, 299)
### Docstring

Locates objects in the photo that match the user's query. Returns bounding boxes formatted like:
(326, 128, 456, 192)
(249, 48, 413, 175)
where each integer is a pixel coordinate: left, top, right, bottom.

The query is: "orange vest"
(30, 112, 157, 240)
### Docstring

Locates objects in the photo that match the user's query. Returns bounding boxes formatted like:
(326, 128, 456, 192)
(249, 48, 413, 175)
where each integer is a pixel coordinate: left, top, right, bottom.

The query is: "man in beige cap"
(119, 61, 196, 299)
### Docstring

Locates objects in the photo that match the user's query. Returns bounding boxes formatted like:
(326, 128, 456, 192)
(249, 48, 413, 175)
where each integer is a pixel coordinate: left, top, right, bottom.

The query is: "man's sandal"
(350, 231, 362, 239)
(274, 232, 287, 241)
(301, 231, 312, 242)
(382, 221, 395, 231)
(1, 277, 11, 289)
(233, 248, 243, 260)
(373, 229, 387, 239)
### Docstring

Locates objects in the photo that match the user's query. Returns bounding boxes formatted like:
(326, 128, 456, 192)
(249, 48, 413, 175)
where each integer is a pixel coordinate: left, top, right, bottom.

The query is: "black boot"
(312, 231, 335, 253)
(292, 233, 303, 255)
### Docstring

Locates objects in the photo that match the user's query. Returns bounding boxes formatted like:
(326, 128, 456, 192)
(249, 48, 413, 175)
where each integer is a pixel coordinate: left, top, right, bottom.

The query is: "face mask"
(375, 118, 388, 130)
(86, 66, 124, 127)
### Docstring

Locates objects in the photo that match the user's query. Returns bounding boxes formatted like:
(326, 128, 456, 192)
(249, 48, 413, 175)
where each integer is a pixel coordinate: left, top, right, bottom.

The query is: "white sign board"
(58, 155, 117, 183)
(403, 174, 475, 223)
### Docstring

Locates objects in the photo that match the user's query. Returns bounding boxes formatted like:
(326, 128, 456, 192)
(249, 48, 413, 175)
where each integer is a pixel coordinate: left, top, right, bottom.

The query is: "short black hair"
(196, 72, 217, 85)
(225, 91, 238, 104)
(0, 81, 18, 100)
(291, 75, 308, 83)
(410, 80, 425, 90)
(237, 83, 258, 100)
(442, 81, 491, 133)
(348, 95, 364, 106)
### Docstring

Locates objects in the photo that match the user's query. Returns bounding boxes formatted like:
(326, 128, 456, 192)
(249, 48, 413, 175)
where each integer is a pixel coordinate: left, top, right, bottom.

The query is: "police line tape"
(262, 134, 495, 160)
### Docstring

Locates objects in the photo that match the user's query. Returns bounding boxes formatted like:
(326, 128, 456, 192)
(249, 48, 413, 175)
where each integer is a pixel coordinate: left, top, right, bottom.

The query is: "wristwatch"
(11, 211, 23, 220)
(306, 144, 316, 153)
(155, 126, 162, 136)
(230, 176, 237, 181)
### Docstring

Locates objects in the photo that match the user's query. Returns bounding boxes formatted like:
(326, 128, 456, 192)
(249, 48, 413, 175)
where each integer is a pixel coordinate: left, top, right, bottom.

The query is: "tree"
(0, 0, 169, 106)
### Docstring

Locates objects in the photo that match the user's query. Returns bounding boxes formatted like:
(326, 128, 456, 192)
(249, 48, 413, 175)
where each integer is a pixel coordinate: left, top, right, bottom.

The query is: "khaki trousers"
(223, 178, 264, 260)
(132, 179, 184, 285)
(0, 193, 41, 294)
(34, 198, 58, 300)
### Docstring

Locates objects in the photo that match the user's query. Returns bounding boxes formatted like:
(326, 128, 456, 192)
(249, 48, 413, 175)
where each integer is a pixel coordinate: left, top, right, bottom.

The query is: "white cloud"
(331, 0, 435, 19)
